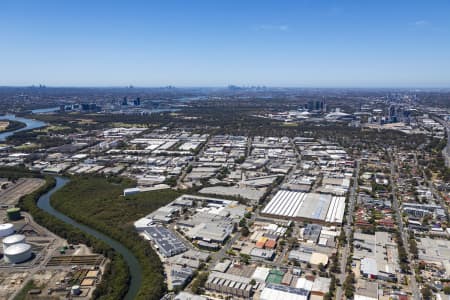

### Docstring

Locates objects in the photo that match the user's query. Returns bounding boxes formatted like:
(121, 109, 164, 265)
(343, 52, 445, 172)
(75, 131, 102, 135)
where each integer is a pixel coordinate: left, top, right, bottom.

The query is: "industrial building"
(250, 248, 276, 261)
(150, 205, 181, 224)
(288, 249, 329, 267)
(170, 249, 210, 269)
(295, 278, 313, 292)
(302, 224, 322, 243)
(174, 195, 246, 245)
(123, 187, 141, 196)
(205, 271, 253, 298)
(212, 260, 232, 273)
(354, 281, 379, 300)
(261, 191, 346, 224)
(144, 226, 187, 257)
(353, 232, 399, 282)
(170, 265, 195, 289)
(251, 267, 271, 282)
(311, 277, 332, 297)
(417, 237, 450, 266)
(174, 292, 208, 300)
(180, 212, 234, 244)
(260, 283, 310, 300)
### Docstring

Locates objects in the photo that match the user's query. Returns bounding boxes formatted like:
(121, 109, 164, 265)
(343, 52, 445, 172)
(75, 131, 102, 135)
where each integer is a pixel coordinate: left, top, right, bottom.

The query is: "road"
(206, 231, 243, 272)
(431, 115, 450, 168)
(207, 138, 299, 271)
(389, 153, 421, 300)
(413, 153, 450, 223)
(335, 160, 360, 300)
(7, 211, 66, 300)
(206, 204, 259, 272)
(176, 136, 210, 189)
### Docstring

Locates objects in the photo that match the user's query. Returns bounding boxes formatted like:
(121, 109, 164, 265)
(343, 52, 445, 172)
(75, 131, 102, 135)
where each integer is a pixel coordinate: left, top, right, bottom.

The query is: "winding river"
(37, 176, 142, 300)
(0, 114, 46, 141)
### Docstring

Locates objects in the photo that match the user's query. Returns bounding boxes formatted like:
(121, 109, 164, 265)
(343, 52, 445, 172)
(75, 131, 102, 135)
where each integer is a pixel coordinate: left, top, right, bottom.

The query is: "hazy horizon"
(1, 0, 450, 87)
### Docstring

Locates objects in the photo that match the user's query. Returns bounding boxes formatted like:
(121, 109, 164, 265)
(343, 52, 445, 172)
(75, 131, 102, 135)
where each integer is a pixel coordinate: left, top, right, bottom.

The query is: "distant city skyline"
(1, 0, 450, 87)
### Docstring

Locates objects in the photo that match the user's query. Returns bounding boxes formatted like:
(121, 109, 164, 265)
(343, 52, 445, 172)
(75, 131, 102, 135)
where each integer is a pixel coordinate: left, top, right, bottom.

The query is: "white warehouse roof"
(262, 190, 346, 224)
(295, 278, 313, 291)
(251, 267, 271, 282)
(261, 284, 309, 300)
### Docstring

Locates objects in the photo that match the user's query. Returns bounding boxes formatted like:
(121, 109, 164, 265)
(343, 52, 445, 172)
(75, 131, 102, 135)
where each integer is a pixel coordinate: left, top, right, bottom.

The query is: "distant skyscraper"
(389, 104, 398, 123)
(122, 97, 128, 106)
(81, 103, 100, 112)
(308, 100, 326, 112)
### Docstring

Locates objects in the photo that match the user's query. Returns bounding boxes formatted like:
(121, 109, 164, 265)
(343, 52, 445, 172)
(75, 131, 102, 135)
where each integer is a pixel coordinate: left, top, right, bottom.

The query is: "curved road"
(37, 176, 142, 300)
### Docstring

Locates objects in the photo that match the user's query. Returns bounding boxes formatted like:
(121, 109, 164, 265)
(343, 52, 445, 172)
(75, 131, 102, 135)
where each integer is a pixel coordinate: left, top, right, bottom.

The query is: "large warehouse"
(144, 226, 187, 257)
(261, 190, 345, 225)
(260, 283, 309, 300)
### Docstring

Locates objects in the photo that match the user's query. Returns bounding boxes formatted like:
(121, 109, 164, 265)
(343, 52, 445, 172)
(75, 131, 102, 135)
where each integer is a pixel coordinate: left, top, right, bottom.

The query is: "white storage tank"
(3, 234, 26, 250)
(0, 223, 14, 237)
(71, 285, 81, 295)
(3, 243, 32, 264)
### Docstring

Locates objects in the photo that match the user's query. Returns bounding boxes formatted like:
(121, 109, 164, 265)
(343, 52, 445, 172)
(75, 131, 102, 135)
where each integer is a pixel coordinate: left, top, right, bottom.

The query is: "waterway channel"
(0, 114, 46, 142)
(36, 176, 142, 300)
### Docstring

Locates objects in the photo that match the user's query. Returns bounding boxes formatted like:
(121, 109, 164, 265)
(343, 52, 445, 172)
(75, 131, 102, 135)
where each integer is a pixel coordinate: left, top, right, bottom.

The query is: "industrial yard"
(132, 135, 357, 299)
(0, 178, 45, 221)
(0, 177, 106, 300)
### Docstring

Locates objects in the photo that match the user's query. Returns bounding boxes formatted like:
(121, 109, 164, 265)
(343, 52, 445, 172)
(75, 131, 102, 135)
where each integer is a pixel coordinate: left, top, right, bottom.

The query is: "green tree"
(443, 286, 450, 295)
(421, 285, 433, 300)
(241, 226, 250, 237)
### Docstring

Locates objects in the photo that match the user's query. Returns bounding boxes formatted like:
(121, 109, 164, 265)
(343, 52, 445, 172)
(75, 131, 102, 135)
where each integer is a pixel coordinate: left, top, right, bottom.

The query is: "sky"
(1, 0, 450, 87)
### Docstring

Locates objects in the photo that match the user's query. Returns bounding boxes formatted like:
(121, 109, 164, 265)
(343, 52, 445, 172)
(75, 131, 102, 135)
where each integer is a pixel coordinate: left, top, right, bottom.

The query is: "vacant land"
(0, 121, 9, 131)
(0, 120, 26, 133)
(0, 178, 46, 206)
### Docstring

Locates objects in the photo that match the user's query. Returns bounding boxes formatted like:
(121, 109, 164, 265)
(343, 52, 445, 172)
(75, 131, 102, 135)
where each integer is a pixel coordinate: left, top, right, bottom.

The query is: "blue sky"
(1, 0, 450, 87)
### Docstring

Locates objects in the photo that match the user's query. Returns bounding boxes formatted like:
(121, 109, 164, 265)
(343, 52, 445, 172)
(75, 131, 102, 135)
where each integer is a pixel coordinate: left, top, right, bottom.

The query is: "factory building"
(302, 224, 322, 243)
(205, 271, 253, 298)
(311, 277, 332, 297)
(170, 265, 195, 289)
(174, 292, 208, 300)
(417, 237, 450, 270)
(250, 248, 276, 261)
(288, 249, 329, 267)
(261, 191, 346, 225)
(181, 213, 234, 244)
(260, 283, 310, 300)
(251, 267, 271, 282)
(123, 187, 141, 196)
(354, 232, 399, 282)
(144, 226, 187, 257)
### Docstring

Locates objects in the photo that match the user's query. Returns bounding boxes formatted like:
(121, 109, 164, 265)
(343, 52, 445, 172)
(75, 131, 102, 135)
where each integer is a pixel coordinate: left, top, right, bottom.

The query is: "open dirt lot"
(0, 178, 45, 206)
